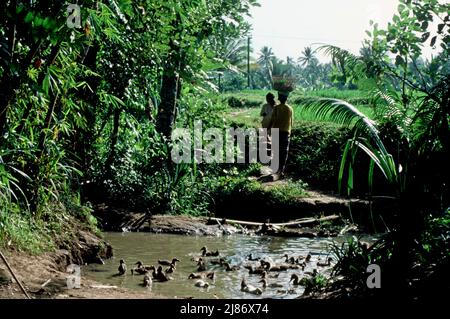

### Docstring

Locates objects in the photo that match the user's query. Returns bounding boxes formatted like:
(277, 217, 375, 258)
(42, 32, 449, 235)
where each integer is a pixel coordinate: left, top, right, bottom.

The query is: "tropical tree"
(257, 46, 275, 87)
(298, 46, 318, 67)
(300, 0, 449, 298)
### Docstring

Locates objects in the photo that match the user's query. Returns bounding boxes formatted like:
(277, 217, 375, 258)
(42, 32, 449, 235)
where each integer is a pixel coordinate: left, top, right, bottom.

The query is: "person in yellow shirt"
(269, 92, 294, 177)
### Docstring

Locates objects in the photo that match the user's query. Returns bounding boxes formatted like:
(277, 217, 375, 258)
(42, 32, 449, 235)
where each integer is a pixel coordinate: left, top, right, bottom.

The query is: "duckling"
(240, 278, 262, 295)
(197, 260, 207, 272)
(200, 246, 220, 257)
(158, 258, 180, 267)
(223, 262, 240, 271)
(143, 274, 152, 287)
(317, 257, 333, 267)
(194, 280, 210, 288)
(118, 260, 127, 276)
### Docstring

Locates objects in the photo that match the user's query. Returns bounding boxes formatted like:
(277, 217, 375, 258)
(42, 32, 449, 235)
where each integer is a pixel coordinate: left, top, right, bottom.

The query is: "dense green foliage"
(0, 0, 259, 250)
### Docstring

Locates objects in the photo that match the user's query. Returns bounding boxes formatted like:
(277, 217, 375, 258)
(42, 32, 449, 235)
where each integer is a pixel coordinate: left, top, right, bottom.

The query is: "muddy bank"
(0, 228, 162, 299)
(92, 205, 347, 238)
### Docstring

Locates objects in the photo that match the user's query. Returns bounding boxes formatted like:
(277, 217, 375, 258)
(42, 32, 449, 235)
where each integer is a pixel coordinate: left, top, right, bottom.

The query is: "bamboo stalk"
(0, 250, 31, 299)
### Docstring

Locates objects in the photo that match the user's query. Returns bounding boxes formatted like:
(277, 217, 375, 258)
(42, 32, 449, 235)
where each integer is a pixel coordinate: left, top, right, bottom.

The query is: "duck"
(290, 274, 307, 286)
(259, 279, 284, 289)
(155, 266, 171, 282)
(282, 254, 297, 264)
(260, 260, 271, 269)
(240, 278, 262, 295)
(197, 260, 207, 272)
(188, 271, 215, 280)
(194, 280, 210, 288)
(158, 258, 180, 267)
(188, 272, 203, 279)
(148, 265, 158, 279)
(200, 246, 220, 257)
(264, 262, 289, 272)
(247, 265, 266, 275)
(143, 274, 152, 287)
(165, 264, 176, 273)
(210, 258, 225, 266)
(131, 261, 150, 275)
(118, 260, 127, 275)
(317, 257, 333, 267)
(297, 253, 312, 263)
(223, 262, 240, 271)
(247, 254, 260, 261)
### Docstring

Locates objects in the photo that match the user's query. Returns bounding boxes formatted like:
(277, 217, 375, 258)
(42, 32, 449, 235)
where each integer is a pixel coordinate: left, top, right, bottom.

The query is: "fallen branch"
(0, 250, 31, 299)
(208, 215, 340, 228)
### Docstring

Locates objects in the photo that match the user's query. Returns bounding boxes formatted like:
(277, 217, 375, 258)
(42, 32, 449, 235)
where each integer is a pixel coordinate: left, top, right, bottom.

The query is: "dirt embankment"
(92, 205, 346, 238)
(0, 228, 163, 299)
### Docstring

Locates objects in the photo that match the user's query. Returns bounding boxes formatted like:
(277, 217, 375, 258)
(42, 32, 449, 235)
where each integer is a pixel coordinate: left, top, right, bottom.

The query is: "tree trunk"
(156, 71, 179, 139)
(104, 109, 121, 178)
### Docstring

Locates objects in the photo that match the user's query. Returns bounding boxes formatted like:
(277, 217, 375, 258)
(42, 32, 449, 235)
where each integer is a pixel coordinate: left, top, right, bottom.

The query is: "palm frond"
(300, 97, 399, 194)
(299, 97, 378, 138)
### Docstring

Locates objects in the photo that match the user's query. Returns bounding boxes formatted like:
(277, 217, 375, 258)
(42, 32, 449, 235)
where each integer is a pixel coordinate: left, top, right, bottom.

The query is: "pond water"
(83, 232, 353, 299)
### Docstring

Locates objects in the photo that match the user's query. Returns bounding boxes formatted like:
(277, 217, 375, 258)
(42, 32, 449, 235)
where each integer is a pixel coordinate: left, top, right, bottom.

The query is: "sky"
(248, 0, 436, 62)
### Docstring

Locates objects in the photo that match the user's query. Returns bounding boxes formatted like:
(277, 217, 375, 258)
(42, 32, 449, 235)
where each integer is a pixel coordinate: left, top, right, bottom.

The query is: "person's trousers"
(276, 131, 290, 174)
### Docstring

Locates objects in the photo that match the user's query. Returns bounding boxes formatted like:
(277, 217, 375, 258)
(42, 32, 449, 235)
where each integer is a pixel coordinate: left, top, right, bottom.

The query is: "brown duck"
(223, 262, 240, 271)
(158, 258, 180, 267)
(200, 246, 220, 257)
(131, 261, 150, 275)
(197, 260, 207, 272)
(155, 266, 171, 282)
(118, 260, 127, 276)
(317, 257, 333, 267)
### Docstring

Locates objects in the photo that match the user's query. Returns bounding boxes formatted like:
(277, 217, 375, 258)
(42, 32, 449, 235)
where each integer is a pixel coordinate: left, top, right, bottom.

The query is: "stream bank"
(0, 223, 162, 299)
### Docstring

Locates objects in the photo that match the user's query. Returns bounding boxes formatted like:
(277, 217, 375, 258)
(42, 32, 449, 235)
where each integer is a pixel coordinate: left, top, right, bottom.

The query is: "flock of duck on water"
(116, 245, 334, 296)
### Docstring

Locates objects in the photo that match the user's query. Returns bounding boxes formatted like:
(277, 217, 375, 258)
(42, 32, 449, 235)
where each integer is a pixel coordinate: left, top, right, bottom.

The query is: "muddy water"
(84, 232, 345, 299)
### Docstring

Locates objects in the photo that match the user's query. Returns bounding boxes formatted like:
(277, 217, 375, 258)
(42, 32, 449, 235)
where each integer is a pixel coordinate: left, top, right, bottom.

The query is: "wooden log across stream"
(208, 214, 340, 228)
